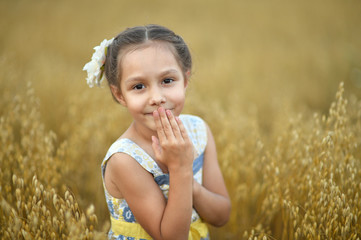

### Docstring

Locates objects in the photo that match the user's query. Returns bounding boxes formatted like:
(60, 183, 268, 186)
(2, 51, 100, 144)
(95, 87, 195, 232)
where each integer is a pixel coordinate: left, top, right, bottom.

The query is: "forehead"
(118, 41, 179, 66)
(118, 42, 183, 78)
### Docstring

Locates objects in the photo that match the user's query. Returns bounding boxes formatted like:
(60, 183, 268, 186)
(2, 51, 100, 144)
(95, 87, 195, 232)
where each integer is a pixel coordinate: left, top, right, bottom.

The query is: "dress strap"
(179, 115, 208, 156)
(102, 138, 163, 177)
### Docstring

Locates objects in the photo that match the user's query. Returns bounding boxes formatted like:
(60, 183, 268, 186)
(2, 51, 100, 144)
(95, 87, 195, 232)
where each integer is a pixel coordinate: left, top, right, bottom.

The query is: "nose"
(149, 87, 166, 106)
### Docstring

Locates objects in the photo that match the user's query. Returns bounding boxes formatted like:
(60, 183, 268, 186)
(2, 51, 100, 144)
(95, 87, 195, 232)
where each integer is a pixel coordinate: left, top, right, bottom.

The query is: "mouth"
(144, 108, 175, 116)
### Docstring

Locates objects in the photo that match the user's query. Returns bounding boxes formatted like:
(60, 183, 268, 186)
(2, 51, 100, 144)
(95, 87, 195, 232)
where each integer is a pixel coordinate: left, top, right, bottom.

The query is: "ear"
(110, 84, 127, 106)
(184, 70, 191, 89)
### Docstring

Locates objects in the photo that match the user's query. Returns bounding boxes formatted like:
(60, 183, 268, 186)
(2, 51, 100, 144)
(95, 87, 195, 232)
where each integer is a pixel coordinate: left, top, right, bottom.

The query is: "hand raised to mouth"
(151, 107, 194, 173)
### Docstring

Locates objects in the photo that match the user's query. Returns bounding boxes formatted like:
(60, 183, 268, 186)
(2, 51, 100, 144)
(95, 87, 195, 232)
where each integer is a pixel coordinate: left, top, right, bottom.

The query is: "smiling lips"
(144, 108, 174, 115)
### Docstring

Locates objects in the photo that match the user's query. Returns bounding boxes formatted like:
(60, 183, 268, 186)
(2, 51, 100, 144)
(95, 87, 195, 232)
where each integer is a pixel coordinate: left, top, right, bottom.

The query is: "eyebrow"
(160, 69, 179, 75)
(124, 69, 181, 84)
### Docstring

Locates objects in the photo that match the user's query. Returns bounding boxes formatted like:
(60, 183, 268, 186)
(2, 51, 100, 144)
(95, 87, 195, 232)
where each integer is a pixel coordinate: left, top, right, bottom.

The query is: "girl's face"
(112, 43, 189, 133)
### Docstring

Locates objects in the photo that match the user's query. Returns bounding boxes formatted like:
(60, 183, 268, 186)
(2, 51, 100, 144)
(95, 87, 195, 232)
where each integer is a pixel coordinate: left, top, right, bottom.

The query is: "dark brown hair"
(104, 24, 192, 99)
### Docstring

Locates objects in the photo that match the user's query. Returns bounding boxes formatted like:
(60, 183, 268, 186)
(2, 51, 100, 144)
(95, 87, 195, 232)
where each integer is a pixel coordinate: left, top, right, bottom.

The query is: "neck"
(130, 121, 157, 145)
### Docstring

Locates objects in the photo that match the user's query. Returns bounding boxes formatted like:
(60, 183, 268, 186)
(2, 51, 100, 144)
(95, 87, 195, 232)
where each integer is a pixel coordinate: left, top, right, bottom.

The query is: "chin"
(145, 121, 157, 132)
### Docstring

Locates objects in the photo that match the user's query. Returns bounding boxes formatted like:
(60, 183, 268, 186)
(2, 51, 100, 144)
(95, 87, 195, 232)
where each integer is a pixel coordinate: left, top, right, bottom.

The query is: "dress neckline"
(119, 138, 167, 173)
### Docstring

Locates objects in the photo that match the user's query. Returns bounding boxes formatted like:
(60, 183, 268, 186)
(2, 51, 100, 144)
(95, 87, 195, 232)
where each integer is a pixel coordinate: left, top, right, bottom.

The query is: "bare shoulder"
(204, 122, 216, 157)
(107, 152, 144, 172)
(106, 152, 154, 185)
(104, 152, 156, 199)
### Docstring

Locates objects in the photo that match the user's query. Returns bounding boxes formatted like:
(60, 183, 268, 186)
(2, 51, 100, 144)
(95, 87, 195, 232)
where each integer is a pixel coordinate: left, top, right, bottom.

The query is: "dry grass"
(1, 0, 361, 239)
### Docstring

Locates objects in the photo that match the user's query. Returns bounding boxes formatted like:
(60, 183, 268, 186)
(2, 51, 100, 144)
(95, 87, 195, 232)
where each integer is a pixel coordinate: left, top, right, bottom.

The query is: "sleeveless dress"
(101, 114, 210, 240)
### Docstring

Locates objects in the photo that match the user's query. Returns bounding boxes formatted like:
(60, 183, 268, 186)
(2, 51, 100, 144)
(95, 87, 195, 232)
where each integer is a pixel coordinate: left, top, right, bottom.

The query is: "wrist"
(167, 161, 193, 174)
(168, 166, 193, 179)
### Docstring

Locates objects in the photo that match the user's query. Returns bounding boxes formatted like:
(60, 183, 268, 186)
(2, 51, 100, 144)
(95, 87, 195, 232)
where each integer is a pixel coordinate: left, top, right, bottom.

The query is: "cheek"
(172, 90, 186, 103)
(169, 91, 186, 112)
(124, 96, 144, 112)
(128, 102, 144, 112)
(168, 84, 186, 98)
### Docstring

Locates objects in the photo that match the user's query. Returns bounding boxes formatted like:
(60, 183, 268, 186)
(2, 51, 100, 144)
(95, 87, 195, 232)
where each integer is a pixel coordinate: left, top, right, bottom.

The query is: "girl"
(83, 24, 231, 240)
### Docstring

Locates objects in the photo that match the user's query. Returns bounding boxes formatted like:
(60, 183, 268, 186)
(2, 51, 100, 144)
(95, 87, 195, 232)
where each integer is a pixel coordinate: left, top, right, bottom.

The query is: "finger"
(153, 110, 166, 142)
(176, 116, 190, 141)
(166, 109, 182, 139)
(158, 107, 175, 139)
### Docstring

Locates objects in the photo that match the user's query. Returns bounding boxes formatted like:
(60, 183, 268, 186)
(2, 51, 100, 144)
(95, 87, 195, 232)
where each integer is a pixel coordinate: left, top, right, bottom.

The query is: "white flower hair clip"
(83, 38, 114, 87)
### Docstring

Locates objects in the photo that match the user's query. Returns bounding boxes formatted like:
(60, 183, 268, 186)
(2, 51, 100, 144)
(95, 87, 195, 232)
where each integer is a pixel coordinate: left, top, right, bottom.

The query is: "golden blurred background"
(1, 0, 361, 134)
(1, 0, 361, 239)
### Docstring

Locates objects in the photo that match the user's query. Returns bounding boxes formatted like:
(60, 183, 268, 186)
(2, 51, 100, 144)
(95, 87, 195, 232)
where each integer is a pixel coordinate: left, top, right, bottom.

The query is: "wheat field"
(1, 0, 361, 239)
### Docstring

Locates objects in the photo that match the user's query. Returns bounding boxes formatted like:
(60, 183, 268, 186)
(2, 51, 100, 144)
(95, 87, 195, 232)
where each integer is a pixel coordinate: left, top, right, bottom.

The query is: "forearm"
(151, 108, 195, 239)
(193, 181, 231, 227)
(160, 169, 193, 240)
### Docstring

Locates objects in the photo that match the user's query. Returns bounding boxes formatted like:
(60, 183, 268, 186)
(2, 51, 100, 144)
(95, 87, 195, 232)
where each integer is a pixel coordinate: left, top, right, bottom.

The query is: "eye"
(133, 83, 145, 90)
(162, 78, 174, 84)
